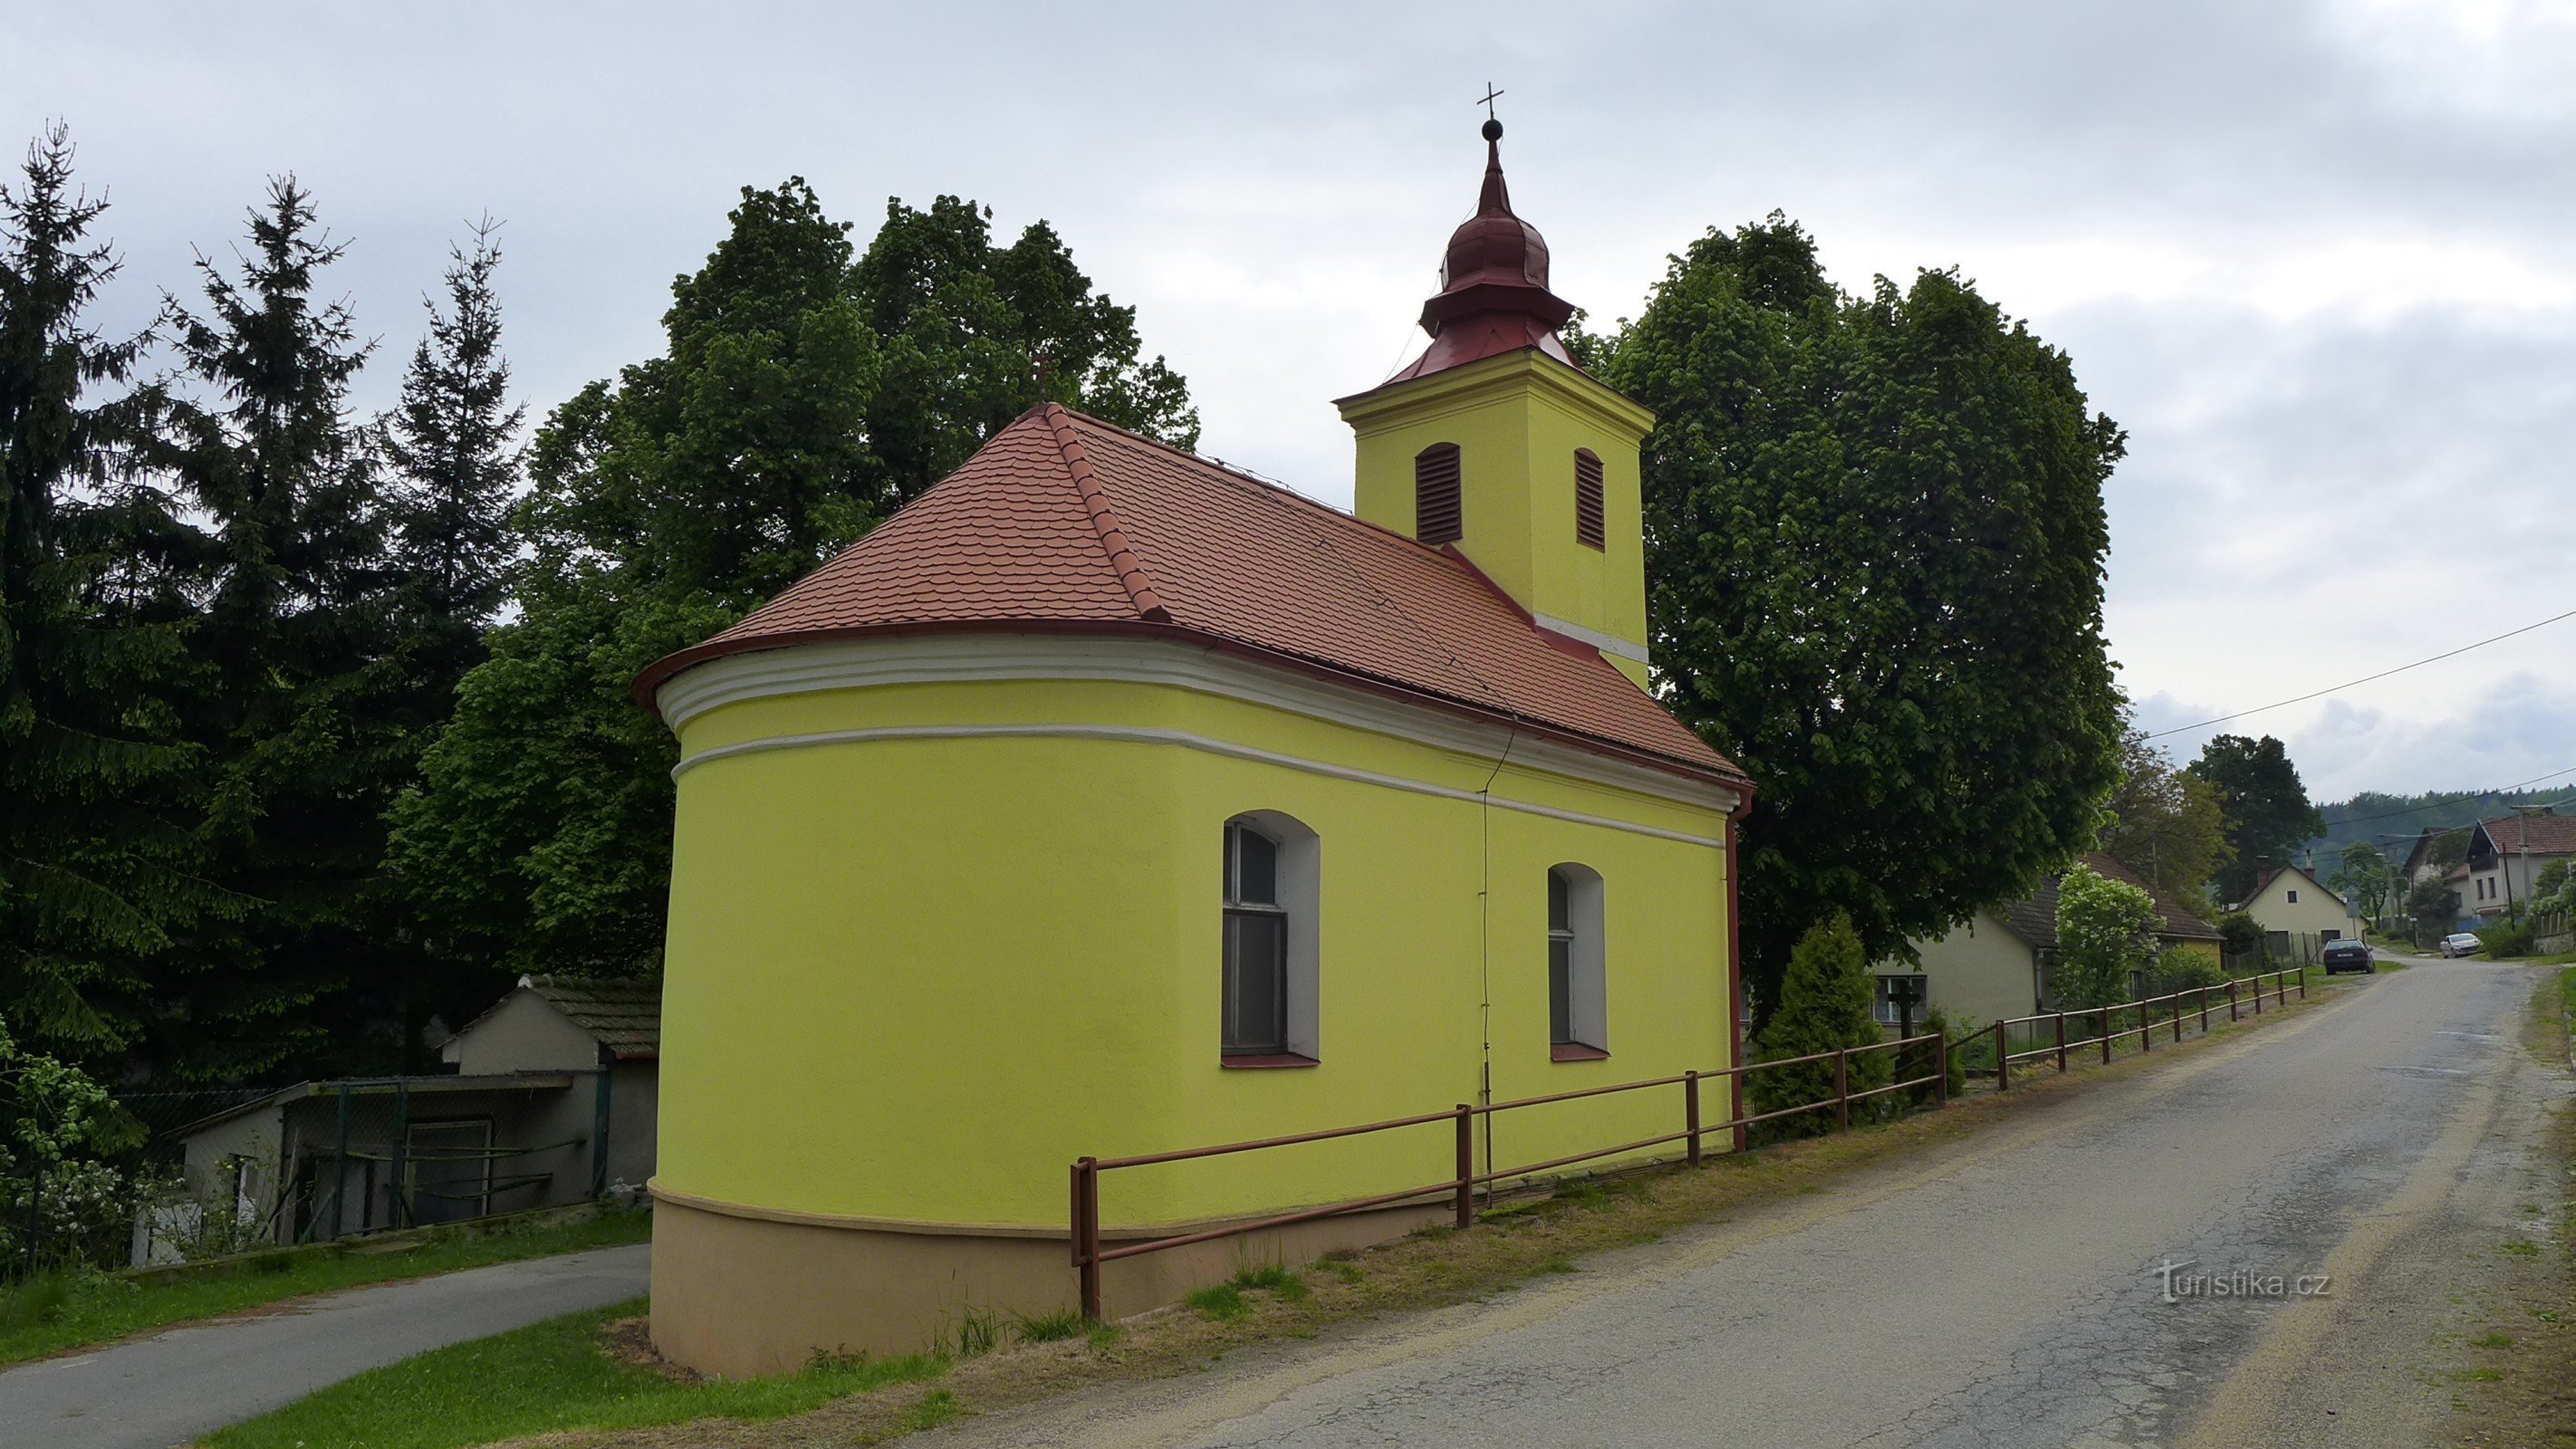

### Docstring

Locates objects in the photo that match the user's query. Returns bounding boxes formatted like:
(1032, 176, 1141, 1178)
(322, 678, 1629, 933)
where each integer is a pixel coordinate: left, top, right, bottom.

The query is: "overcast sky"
(8, 1, 2571, 803)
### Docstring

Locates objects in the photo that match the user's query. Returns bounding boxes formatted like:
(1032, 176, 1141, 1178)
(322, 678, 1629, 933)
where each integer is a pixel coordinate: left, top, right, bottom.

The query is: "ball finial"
(1481, 117, 1503, 142)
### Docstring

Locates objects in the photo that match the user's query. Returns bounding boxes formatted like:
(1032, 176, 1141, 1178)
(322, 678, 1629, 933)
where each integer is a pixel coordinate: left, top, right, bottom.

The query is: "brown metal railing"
(1972, 967, 2304, 1090)
(1069, 1032, 1946, 1320)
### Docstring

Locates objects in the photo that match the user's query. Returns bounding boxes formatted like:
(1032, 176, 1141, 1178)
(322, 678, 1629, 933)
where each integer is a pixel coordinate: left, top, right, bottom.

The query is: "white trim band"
(654, 633, 1737, 814)
(674, 722, 1727, 849)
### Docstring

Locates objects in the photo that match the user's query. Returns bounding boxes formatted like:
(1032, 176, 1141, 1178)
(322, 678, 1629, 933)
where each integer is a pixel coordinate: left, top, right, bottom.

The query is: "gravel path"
(0, 1242, 650, 1449)
(915, 957, 2563, 1448)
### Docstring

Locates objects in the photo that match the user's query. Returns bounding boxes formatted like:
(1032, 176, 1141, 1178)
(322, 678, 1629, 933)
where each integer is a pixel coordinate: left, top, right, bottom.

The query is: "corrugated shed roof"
(524, 974, 661, 1060)
(638, 406, 1745, 789)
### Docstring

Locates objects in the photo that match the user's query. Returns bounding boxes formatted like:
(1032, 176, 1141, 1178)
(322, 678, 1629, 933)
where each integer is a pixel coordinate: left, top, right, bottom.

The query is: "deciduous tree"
(2099, 722, 2228, 917)
(2052, 863, 2157, 1011)
(1591, 216, 2125, 1019)
(2187, 734, 2325, 907)
(389, 181, 1197, 984)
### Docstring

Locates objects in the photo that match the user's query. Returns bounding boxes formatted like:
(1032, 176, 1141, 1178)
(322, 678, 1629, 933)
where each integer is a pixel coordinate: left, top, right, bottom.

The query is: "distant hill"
(2307, 784, 2573, 861)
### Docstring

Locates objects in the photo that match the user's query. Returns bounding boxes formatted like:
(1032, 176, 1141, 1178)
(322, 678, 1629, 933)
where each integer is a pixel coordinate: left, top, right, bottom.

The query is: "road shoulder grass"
(0, 1206, 651, 1368)
(201, 1299, 949, 1449)
(2442, 964, 2576, 1446)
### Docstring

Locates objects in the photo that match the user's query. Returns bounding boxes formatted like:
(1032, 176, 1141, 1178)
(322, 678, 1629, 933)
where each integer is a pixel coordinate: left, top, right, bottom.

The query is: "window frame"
(1221, 812, 1322, 1068)
(1547, 864, 1609, 1060)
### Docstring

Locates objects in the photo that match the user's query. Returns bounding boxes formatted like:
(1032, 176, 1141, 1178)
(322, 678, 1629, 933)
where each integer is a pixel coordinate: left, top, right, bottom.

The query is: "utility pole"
(2505, 803, 2553, 920)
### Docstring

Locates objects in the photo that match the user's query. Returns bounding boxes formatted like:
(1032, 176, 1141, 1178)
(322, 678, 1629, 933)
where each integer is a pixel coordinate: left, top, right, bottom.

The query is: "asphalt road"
(0, 1241, 649, 1449)
(922, 957, 2566, 1448)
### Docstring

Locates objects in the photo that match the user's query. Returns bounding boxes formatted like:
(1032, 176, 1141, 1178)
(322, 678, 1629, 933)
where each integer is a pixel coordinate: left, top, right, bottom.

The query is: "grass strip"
(0, 1207, 651, 1367)
(201, 1297, 944, 1449)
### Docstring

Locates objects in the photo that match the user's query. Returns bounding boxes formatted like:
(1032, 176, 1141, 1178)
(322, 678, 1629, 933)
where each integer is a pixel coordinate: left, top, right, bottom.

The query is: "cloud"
(6, 0, 2571, 801)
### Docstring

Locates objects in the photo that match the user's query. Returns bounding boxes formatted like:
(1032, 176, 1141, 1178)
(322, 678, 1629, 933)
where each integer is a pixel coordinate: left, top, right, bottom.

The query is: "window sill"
(1550, 1042, 1610, 1062)
(1221, 1053, 1319, 1070)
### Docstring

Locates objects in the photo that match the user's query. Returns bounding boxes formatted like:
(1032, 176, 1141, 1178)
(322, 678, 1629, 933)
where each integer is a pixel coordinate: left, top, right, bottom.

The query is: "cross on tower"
(1477, 83, 1505, 120)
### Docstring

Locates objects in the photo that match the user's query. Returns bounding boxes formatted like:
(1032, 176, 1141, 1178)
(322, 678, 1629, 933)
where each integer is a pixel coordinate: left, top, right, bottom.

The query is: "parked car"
(2440, 932, 2484, 958)
(2321, 939, 2374, 974)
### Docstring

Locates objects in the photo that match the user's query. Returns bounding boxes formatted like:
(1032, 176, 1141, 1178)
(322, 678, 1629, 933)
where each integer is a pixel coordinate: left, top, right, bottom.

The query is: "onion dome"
(1388, 120, 1578, 384)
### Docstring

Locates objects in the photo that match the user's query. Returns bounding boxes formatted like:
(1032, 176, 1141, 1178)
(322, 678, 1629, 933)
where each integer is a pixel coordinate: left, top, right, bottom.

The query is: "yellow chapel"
(637, 120, 1754, 1376)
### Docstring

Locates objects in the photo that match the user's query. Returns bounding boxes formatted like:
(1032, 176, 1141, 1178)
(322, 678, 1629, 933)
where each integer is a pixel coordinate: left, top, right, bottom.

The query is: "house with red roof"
(636, 121, 1753, 1374)
(2462, 809, 2576, 918)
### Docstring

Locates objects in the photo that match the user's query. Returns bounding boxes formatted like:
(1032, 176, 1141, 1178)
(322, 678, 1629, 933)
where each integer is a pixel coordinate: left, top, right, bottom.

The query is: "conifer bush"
(1748, 915, 1892, 1142)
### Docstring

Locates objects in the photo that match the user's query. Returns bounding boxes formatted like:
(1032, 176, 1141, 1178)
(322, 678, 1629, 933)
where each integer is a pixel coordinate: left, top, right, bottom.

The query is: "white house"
(2461, 811, 2575, 919)
(2230, 860, 2351, 949)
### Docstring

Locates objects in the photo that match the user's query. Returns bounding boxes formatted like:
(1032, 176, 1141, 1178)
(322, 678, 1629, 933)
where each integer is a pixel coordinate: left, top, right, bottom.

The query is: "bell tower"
(1336, 115, 1657, 688)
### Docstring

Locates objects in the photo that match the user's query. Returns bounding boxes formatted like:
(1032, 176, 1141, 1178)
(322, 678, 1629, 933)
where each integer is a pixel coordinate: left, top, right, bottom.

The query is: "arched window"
(1548, 865, 1607, 1059)
(1572, 448, 1604, 550)
(1414, 443, 1462, 546)
(1223, 813, 1322, 1063)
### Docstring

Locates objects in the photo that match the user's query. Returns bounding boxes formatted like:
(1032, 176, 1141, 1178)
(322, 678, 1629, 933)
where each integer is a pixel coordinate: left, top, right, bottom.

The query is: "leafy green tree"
(2051, 863, 2156, 1011)
(2327, 841, 2392, 932)
(2099, 720, 2229, 917)
(389, 180, 1197, 984)
(149, 177, 408, 1079)
(0, 1012, 126, 1268)
(2408, 877, 2462, 938)
(2187, 734, 2325, 907)
(2215, 909, 2263, 964)
(1591, 216, 2125, 1019)
(1747, 914, 1891, 1141)
(2533, 859, 2570, 916)
(0, 126, 226, 1063)
(853, 197, 1197, 504)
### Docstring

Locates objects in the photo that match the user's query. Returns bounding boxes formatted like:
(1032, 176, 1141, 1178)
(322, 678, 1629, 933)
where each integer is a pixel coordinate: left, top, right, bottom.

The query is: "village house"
(1870, 854, 2221, 1031)
(2460, 809, 2575, 918)
(2231, 859, 2353, 954)
(636, 122, 1754, 1375)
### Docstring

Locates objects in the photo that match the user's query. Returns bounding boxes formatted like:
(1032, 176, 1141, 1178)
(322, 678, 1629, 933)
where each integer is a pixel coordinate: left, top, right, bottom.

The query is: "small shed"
(159, 975, 659, 1254)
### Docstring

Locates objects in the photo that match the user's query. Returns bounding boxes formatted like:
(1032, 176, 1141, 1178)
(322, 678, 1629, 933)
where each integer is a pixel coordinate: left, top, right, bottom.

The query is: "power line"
(2145, 603, 2576, 740)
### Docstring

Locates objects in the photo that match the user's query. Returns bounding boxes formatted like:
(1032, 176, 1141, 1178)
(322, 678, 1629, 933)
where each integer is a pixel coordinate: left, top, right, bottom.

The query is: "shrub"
(2475, 920, 2536, 959)
(2052, 865, 2158, 1010)
(2152, 945, 2225, 996)
(1747, 915, 1892, 1142)
(2216, 910, 2264, 960)
(1911, 1004, 1969, 1104)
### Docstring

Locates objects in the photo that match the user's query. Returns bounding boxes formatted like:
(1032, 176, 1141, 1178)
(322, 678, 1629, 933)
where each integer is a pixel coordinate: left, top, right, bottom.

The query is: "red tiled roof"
(638, 406, 1746, 787)
(2474, 811, 2576, 857)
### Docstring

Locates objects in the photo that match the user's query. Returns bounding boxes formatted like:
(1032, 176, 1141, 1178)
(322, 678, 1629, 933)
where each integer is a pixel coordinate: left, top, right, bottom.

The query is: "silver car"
(2440, 931, 2484, 958)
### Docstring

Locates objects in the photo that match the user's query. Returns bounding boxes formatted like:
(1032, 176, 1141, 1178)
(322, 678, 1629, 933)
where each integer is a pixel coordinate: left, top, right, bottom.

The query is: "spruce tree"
(151, 178, 403, 1079)
(0, 125, 222, 1063)
(1746, 914, 1891, 1141)
(380, 216, 522, 721)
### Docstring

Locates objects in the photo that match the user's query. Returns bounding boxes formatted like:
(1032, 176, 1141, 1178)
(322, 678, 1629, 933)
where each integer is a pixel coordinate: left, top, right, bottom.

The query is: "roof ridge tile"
(1040, 403, 1170, 623)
